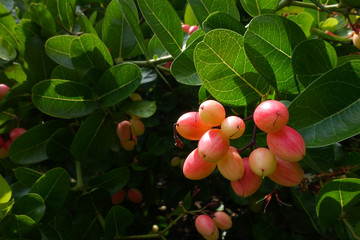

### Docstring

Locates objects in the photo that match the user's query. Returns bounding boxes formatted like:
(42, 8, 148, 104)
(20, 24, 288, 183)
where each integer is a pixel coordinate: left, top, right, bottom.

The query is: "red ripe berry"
(213, 211, 232, 230)
(182, 24, 191, 33)
(268, 157, 304, 187)
(195, 215, 217, 237)
(198, 129, 229, 162)
(176, 112, 212, 140)
(111, 189, 126, 205)
(4, 140, 12, 152)
(253, 100, 289, 133)
(117, 120, 132, 141)
(0, 84, 10, 101)
(183, 148, 216, 180)
(10, 128, 26, 141)
(189, 25, 198, 35)
(127, 188, 143, 203)
(163, 61, 173, 69)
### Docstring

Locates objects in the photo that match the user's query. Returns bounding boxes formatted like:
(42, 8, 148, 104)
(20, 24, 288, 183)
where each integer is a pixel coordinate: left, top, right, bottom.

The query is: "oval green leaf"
(28, 3, 57, 37)
(202, 12, 245, 35)
(11, 193, 46, 223)
(45, 35, 77, 69)
(9, 120, 66, 165)
(0, 3, 20, 51)
(105, 206, 134, 239)
(288, 60, 360, 147)
(46, 128, 74, 162)
(57, 0, 76, 31)
(138, 0, 183, 58)
(244, 14, 306, 94)
(14, 167, 43, 188)
(0, 214, 36, 238)
(32, 79, 97, 119)
(0, 175, 11, 203)
(194, 29, 269, 107)
(97, 63, 142, 107)
(29, 167, 71, 221)
(240, 0, 280, 17)
(76, 11, 98, 36)
(70, 33, 113, 72)
(120, 100, 157, 118)
(0, 36, 16, 63)
(292, 39, 337, 88)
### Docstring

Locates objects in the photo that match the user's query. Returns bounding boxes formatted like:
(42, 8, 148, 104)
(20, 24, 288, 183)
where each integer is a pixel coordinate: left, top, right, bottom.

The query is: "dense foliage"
(0, 0, 360, 239)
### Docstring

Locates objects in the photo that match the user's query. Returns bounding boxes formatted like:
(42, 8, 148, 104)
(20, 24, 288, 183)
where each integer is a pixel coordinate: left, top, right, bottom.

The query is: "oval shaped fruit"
(267, 126, 306, 162)
(182, 24, 191, 33)
(130, 118, 145, 136)
(195, 214, 217, 237)
(120, 135, 137, 151)
(249, 148, 277, 176)
(353, 33, 360, 49)
(10, 127, 27, 141)
(198, 129, 230, 162)
(111, 189, 126, 205)
(189, 25, 199, 35)
(253, 100, 289, 133)
(183, 148, 216, 180)
(176, 112, 212, 140)
(213, 211, 232, 230)
(117, 120, 132, 140)
(127, 188, 143, 203)
(268, 157, 304, 187)
(217, 146, 244, 181)
(221, 116, 245, 139)
(0, 84, 10, 101)
(199, 100, 226, 127)
(231, 158, 262, 197)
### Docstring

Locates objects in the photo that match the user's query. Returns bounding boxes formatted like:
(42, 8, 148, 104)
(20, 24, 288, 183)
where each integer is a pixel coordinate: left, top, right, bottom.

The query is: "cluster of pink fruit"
(175, 99, 306, 198)
(0, 127, 27, 158)
(111, 187, 143, 205)
(195, 212, 232, 240)
(181, 23, 198, 35)
(116, 118, 145, 151)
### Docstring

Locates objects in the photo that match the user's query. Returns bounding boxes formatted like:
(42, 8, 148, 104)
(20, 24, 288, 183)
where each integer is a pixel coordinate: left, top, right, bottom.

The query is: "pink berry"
(182, 24, 191, 33)
(199, 100, 226, 127)
(253, 100, 289, 133)
(111, 189, 126, 205)
(3, 140, 12, 152)
(117, 120, 132, 141)
(183, 148, 216, 180)
(221, 116, 245, 139)
(10, 128, 26, 141)
(189, 25, 198, 35)
(195, 215, 217, 236)
(127, 188, 143, 203)
(268, 157, 304, 187)
(198, 129, 229, 162)
(213, 211, 232, 230)
(176, 112, 212, 140)
(217, 146, 244, 181)
(0, 84, 10, 101)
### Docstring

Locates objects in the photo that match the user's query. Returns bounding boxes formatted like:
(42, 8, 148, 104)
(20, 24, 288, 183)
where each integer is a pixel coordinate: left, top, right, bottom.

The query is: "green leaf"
(240, 0, 280, 17)
(76, 11, 98, 36)
(302, 145, 337, 173)
(46, 128, 74, 162)
(0, 200, 13, 220)
(45, 35, 77, 69)
(244, 14, 307, 94)
(317, 178, 360, 228)
(14, 167, 43, 188)
(117, 0, 149, 58)
(70, 110, 114, 161)
(103, 0, 137, 59)
(4, 63, 27, 83)
(0, 36, 16, 63)
(202, 12, 245, 35)
(70, 33, 113, 72)
(0, 3, 20, 51)
(171, 36, 203, 86)
(120, 100, 157, 118)
(148, 35, 168, 58)
(32, 79, 97, 119)
(9, 120, 66, 164)
(338, 55, 360, 67)
(28, 3, 57, 37)
(0, 214, 36, 238)
(87, 167, 130, 195)
(137, 0, 183, 58)
(97, 63, 142, 107)
(57, 0, 76, 31)
(11, 193, 46, 222)
(0, 174, 11, 203)
(105, 206, 134, 239)
(287, 12, 314, 37)
(50, 65, 80, 81)
(188, 0, 240, 25)
(292, 39, 338, 88)
(29, 167, 71, 221)
(194, 29, 269, 107)
(184, 3, 197, 26)
(288, 60, 360, 147)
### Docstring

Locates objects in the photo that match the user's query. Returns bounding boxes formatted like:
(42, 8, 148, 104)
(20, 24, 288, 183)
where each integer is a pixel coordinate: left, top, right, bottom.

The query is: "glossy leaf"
(57, 0, 76, 31)
(317, 178, 360, 228)
(0, 36, 16, 63)
(46, 128, 74, 162)
(50, 65, 80, 81)
(105, 206, 134, 239)
(184, 3, 197, 26)
(302, 145, 337, 172)
(97, 63, 142, 107)
(240, 0, 280, 17)
(70, 33, 113, 72)
(188, 0, 240, 26)
(288, 60, 360, 147)
(0, 175, 11, 203)
(9, 120, 65, 164)
(0, 214, 36, 238)
(103, 0, 137, 59)
(4, 63, 27, 83)
(148, 35, 168, 58)
(28, 3, 57, 37)
(87, 167, 130, 195)
(171, 36, 203, 85)
(138, 0, 183, 57)
(202, 12, 245, 35)
(32, 79, 97, 119)
(117, 0, 149, 58)
(0, 200, 13, 221)
(292, 39, 337, 88)
(120, 100, 157, 118)
(244, 14, 306, 94)
(45, 35, 77, 69)
(11, 193, 46, 222)
(0, 3, 20, 51)
(76, 11, 98, 35)
(194, 29, 269, 107)
(287, 12, 314, 37)
(29, 167, 71, 220)
(70, 110, 114, 161)
(14, 167, 43, 188)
